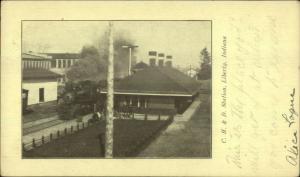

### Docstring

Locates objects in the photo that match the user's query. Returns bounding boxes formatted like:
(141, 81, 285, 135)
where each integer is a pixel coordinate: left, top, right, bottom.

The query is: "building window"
(58, 60, 61, 68)
(51, 60, 56, 68)
(68, 60, 71, 67)
(140, 98, 146, 108)
(63, 60, 66, 68)
(132, 97, 138, 107)
(39, 88, 44, 102)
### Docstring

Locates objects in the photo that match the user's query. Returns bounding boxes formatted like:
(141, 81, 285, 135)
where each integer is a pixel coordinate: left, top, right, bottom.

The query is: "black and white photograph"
(21, 20, 212, 158)
(2, 1, 300, 176)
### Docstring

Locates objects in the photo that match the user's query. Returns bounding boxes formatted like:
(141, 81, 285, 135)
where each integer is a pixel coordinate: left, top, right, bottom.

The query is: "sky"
(22, 21, 211, 68)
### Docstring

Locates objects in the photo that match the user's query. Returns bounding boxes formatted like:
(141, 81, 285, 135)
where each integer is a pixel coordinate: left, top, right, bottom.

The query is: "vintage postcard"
(20, 20, 212, 159)
(1, 1, 299, 176)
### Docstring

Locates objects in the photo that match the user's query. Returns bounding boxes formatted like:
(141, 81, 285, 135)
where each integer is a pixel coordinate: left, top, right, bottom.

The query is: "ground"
(23, 101, 58, 123)
(23, 119, 172, 158)
(23, 91, 211, 158)
(138, 93, 211, 157)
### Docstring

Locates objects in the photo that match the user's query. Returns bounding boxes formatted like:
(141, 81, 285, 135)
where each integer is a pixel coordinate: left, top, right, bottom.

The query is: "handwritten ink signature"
(282, 88, 299, 167)
(282, 88, 298, 127)
(285, 131, 298, 166)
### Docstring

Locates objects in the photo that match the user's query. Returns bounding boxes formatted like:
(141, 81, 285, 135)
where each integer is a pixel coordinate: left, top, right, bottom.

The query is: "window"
(51, 60, 56, 68)
(68, 60, 71, 67)
(23, 61, 26, 68)
(132, 97, 138, 107)
(58, 60, 61, 68)
(63, 60, 66, 68)
(140, 98, 146, 108)
(39, 88, 44, 102)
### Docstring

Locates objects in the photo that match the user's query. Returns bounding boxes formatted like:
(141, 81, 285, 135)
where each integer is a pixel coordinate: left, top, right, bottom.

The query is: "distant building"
(177, 65, 199, 80)
(22, 52, 61, 105)
(43, 53, 81, 84)
(22, 52, 52, 69)
(186, 68, 198, 79)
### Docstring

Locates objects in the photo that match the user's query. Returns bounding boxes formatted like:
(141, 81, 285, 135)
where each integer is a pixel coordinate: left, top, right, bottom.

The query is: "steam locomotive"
(57, 80, 105, 120)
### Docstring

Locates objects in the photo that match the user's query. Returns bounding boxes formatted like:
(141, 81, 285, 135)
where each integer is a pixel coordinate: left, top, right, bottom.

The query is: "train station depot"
(102, 66, 201, 115)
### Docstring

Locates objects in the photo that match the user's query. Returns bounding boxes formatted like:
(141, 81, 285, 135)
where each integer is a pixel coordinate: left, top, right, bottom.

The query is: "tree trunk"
(105, 21, 114, 158)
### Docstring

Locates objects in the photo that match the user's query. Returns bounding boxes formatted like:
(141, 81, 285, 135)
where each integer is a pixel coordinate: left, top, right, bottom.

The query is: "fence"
(23, 121, 93, 151)
(115, 112, 165, 121)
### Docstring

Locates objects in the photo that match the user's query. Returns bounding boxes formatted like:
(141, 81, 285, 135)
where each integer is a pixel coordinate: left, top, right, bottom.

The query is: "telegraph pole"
(122, 45, 138, 76)
(105, 21, 114, 158)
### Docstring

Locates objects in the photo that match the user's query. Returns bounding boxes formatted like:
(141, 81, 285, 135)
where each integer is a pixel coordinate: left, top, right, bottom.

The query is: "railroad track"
(23, 119, 64, 135)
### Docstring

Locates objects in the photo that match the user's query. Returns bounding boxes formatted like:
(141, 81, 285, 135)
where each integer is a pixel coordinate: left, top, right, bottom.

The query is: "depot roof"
(108, 66, 201, 97)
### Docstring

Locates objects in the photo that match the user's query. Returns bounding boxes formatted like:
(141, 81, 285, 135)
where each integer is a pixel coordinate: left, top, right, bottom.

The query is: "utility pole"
(122, 45, 138, 76)
(129, 47, 132, 75)
(105, 21, 114, 158)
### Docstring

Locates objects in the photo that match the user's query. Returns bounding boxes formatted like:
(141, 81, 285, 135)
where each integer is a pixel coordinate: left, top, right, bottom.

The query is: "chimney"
(148, 51, 157, 67)
(158, 53, 164, 67)
(165, 55, 172, 67)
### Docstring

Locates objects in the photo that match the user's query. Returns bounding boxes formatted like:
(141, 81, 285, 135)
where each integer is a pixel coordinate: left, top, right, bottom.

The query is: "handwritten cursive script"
(285, 131, 298, 166)
(282, 88, 299, 167)
(282, 88, 298, 127)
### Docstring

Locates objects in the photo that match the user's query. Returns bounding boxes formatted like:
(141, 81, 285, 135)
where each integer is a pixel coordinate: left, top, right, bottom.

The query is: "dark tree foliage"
(67, 46, 106, 81)
(66, 29, 136, 81)
(198, 47, 211, 80)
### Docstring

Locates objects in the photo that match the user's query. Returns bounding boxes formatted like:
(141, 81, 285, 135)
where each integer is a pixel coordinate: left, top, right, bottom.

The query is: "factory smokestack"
(158, 53, 164, 67)
(148, 51, 157, 67)
(165, 55, 172, 67)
